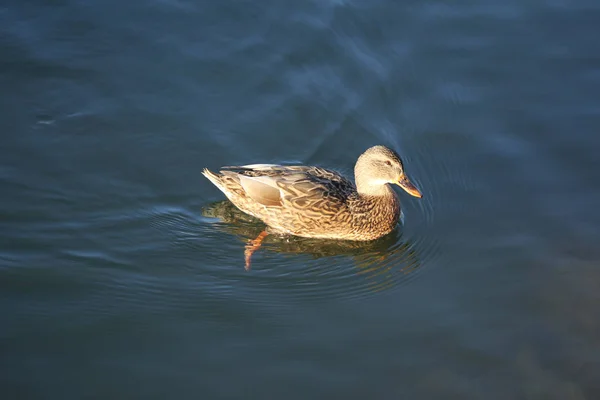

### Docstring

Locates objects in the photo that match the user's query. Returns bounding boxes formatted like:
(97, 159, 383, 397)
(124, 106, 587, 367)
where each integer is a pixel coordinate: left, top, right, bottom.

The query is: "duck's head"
(355, 145, 423, 198)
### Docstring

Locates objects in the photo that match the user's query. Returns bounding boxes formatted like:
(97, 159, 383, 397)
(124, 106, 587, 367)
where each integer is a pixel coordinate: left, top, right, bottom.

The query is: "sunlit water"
(2, 0, 600, 398)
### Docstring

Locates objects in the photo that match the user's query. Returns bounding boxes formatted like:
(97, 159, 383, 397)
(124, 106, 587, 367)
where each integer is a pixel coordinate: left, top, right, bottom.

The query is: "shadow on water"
(201, 200, 425, 300)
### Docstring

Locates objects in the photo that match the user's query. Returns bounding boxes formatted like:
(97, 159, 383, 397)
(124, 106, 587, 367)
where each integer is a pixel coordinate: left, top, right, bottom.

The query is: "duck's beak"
(395, 175, 423, 198)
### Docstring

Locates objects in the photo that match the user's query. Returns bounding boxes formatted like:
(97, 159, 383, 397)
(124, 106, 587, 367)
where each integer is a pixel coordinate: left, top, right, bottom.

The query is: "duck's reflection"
(202, 201, 422, 287)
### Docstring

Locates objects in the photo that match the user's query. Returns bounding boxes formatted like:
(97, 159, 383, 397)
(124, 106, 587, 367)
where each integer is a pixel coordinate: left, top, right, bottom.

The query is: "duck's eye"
(384, 160, 392, 166)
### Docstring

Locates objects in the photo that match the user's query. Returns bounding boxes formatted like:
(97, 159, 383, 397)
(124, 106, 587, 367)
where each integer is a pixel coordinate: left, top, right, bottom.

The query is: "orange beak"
(395, 175, 423, 198)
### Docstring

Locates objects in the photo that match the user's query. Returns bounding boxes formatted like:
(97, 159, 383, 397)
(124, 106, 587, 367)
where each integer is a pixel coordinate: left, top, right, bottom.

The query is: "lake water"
(2, 0, 600, 398)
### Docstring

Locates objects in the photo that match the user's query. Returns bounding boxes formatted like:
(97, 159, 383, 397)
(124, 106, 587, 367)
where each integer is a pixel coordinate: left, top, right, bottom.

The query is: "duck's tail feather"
(202, 168, 228, 193)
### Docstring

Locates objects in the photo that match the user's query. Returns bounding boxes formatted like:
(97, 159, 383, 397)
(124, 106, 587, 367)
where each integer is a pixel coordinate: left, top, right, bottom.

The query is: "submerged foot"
(244, 230, 268, 270)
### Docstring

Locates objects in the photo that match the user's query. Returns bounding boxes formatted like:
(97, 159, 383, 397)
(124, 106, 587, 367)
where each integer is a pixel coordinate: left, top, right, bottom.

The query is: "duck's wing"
(220, 165, 355, 211)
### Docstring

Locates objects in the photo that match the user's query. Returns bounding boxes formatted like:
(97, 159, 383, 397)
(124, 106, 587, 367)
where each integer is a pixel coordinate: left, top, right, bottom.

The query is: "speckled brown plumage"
(202, 145, 422, 241)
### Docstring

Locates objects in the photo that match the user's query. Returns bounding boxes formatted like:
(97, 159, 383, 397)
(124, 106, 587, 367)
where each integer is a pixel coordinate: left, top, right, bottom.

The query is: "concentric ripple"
(128, 137, 472, 306)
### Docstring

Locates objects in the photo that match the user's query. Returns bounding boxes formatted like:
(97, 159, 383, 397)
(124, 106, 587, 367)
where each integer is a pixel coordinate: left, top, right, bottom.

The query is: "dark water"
(2, 0, 600, 398)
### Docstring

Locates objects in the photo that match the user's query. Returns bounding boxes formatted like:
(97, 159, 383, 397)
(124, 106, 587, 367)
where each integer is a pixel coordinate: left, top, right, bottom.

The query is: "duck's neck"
(355, 181, 400, 230)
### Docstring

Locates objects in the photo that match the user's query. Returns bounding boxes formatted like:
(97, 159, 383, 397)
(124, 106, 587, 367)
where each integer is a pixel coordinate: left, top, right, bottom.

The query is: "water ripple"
(197, 199, 439, 304)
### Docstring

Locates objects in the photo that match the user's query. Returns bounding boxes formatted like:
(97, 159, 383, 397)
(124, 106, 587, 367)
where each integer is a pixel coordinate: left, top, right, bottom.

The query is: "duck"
(202, 145, 423, 268)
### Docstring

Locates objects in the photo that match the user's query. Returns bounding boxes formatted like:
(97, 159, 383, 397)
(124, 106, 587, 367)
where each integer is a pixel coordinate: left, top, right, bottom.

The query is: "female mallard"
(202, 145, 423, 268)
